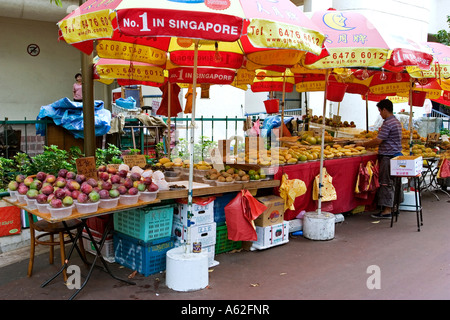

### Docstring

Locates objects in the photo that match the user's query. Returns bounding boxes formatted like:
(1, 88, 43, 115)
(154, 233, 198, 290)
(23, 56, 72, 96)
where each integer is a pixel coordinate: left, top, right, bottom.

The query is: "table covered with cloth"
(273, 154, 378, 220)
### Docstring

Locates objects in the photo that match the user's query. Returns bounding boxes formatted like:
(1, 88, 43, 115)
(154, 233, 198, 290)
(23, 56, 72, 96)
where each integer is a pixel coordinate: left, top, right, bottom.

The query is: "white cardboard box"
(251, 221, 289, 250)
(175, 200, 214, 227)
(82, 229, 115, 263)
(390, 156, 422, 177)
(172, 220, 217, 248)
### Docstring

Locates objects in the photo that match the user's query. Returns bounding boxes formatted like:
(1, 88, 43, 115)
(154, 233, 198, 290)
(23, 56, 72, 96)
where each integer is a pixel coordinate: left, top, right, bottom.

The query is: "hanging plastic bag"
(157, 82, 183, 117)
(279, 173, 307, 211)
(438, 158, 450, 178)
(312, 168, 337, 201)
(224, 189, 267, 241)
(367, 160, 380, 192)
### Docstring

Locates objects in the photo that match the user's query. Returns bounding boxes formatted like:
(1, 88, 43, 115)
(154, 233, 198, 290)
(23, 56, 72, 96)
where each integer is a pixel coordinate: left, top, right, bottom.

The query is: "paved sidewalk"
(0, 191, 449, 304)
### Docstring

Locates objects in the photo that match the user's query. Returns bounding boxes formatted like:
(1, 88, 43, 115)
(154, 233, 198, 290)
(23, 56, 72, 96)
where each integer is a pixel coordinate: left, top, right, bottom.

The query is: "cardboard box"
(390, 155, 423, 177)
(172, 220, 216, 248)
(252, 221, 289, 250)
(82, 229, 114, 263)
(255, 195, 284, 227)
(0, 200, 21, 237)
(175, 198, 215, 227)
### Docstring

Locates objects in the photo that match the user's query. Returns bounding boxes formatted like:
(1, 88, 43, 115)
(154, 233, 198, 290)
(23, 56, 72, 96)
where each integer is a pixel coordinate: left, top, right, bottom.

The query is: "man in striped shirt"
(360, 99, 403, 219)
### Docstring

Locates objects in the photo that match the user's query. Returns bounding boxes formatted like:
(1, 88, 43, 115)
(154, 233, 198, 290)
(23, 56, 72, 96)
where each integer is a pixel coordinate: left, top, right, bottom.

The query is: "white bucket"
(303, 211, 335, 240)
(165, 245, 209, 292)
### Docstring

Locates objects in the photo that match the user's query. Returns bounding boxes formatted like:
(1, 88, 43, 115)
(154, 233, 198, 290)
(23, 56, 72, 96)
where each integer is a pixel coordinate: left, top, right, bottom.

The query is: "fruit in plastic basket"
(26, 189, 39, 199)
(17, 183, 28, 195)
(8, 181, 18, 191)
(71, 190, 81, 200)
(116, 185, 127, 195)
(55, 177, 67, 188)
(137, 182, 146, 192)
(66, 171, 76, 180)
(58, 169, 68, 178)
(62, 196, 74, 207)
(45, 174, 56, 184)
(75, 174, 86, 184)
(77, 193, 88, 203)
(118, 169, 128, 178)
(67, 180, 80, 191)
(147, 182, 159, 192)
(24, 176, 34, 187)
(142, 176, 152, 185)
(110, 174, 121, 184)
(80, 182, 93, 194)
(36, 171, 47, 182)
(123, 178, 133, 189)
(109, 189, 120, 198)
(89, 191, 100, 202)
(99, 189, 110, 199)
(98, 171, 110, 181)
(130, 172, 141, 181)
(36, 193, 48, 204)
(100, 180, 112, 191)
(54, 188, 66, 199)
(15, 174, 25, 183)
(86, 178, 98, 187)
(127, 187, 139, 195)
(107, 166, 118, 175)
(30, 180, 42, 191)
(50, 198, 63, 208)
(41, 184, 54, 195)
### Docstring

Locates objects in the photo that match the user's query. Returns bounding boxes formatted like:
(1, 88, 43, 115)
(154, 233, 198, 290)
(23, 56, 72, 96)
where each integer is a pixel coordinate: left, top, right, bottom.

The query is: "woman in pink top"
(73, 73, 83, 102)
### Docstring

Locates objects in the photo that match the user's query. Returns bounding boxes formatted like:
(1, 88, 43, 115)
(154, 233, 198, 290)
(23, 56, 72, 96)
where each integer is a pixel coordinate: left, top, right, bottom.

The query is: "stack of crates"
(172, 197, 217, 267)
(83, 215, 115, 263)
(213, 192, 242, 255)
(113, 204, 175, 276)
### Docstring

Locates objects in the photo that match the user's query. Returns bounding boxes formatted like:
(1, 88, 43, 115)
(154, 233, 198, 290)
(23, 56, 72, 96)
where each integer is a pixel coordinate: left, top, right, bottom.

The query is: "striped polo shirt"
(377, 115, 402, 156)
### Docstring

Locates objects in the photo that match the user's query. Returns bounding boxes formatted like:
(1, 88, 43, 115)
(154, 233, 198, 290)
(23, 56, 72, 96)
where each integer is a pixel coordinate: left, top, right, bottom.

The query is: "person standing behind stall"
(73, 73, 83, 102)
(359, 99, 403, 219)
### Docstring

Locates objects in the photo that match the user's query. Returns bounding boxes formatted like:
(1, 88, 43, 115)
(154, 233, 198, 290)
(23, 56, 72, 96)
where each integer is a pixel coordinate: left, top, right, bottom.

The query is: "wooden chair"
(27, 212, 87, 281)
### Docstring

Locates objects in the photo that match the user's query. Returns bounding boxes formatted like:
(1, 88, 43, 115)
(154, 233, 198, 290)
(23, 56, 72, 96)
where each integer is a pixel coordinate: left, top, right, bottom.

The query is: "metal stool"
(391, 176, 423, 232)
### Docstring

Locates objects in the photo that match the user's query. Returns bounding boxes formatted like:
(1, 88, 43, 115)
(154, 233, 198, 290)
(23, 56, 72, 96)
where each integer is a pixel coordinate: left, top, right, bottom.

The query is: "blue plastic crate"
(113, 231, 174, 277)
(213, 192, 238, 226)
(113, 204, 174, 242)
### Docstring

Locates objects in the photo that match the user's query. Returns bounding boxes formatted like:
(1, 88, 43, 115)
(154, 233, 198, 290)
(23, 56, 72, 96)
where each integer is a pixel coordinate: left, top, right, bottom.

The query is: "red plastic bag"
(157, 82, 183, 117)
(224, 190, 267, 241)
(438, 158, 450, 178)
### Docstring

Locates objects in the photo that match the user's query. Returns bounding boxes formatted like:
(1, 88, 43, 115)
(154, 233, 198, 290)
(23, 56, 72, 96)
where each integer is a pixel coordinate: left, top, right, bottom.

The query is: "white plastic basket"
(112, 103, 141, 118)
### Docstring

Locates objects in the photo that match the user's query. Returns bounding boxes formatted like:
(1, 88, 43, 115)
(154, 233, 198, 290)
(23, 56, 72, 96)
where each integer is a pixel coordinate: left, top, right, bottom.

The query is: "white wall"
(0, 17, 105, 121)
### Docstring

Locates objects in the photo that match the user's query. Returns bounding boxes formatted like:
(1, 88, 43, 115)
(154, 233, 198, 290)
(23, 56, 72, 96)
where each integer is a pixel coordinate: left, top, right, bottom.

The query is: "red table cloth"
(273, 154, 378, 220)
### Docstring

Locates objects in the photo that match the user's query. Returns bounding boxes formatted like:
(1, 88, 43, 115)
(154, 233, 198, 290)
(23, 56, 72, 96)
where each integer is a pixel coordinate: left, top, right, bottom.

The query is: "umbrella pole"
(81, 52, 96, 156)
(317, 69, 330, 216)
(280, 73, 286, 139)
(167, 83, 171, 156)
(365, 93, 369, 132)
(408, 78, 414, 155)
(187, 39, 200, 253)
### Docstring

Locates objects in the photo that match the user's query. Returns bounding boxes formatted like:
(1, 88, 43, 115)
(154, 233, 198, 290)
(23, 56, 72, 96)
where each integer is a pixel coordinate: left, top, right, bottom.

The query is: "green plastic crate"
(113, 204, 174, 242)
(215, 224, 242, 254)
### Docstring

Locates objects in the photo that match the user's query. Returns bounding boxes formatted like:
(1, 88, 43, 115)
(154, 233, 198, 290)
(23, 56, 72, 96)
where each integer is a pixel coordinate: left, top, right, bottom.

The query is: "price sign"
(123, 154, 147, 168)
(76, 157, 97, 179)
(427, 133, 440, 143)
(107, 164, 120, 171)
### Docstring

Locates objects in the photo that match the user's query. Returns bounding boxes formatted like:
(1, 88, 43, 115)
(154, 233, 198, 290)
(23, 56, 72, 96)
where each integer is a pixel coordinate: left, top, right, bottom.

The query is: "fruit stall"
(2, 112, 449, 281)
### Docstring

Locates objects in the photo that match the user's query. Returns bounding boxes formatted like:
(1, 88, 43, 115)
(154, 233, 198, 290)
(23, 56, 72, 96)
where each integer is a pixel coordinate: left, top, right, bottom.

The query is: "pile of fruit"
(308, 115, 356, 128)
(155, 157, 213, 170)
(7, 165, 160, 210)
(406, 144, 437, 158)
(204, 166, 266, 182)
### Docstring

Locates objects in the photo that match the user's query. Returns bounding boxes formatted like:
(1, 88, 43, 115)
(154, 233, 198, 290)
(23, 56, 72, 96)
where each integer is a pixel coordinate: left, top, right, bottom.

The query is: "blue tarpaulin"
(36, 98, 111, 139)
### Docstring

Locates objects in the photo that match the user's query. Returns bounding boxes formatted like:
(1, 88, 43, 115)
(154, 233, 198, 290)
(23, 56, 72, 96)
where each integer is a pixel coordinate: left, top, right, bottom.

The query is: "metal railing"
(430, 109, 450, 130)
